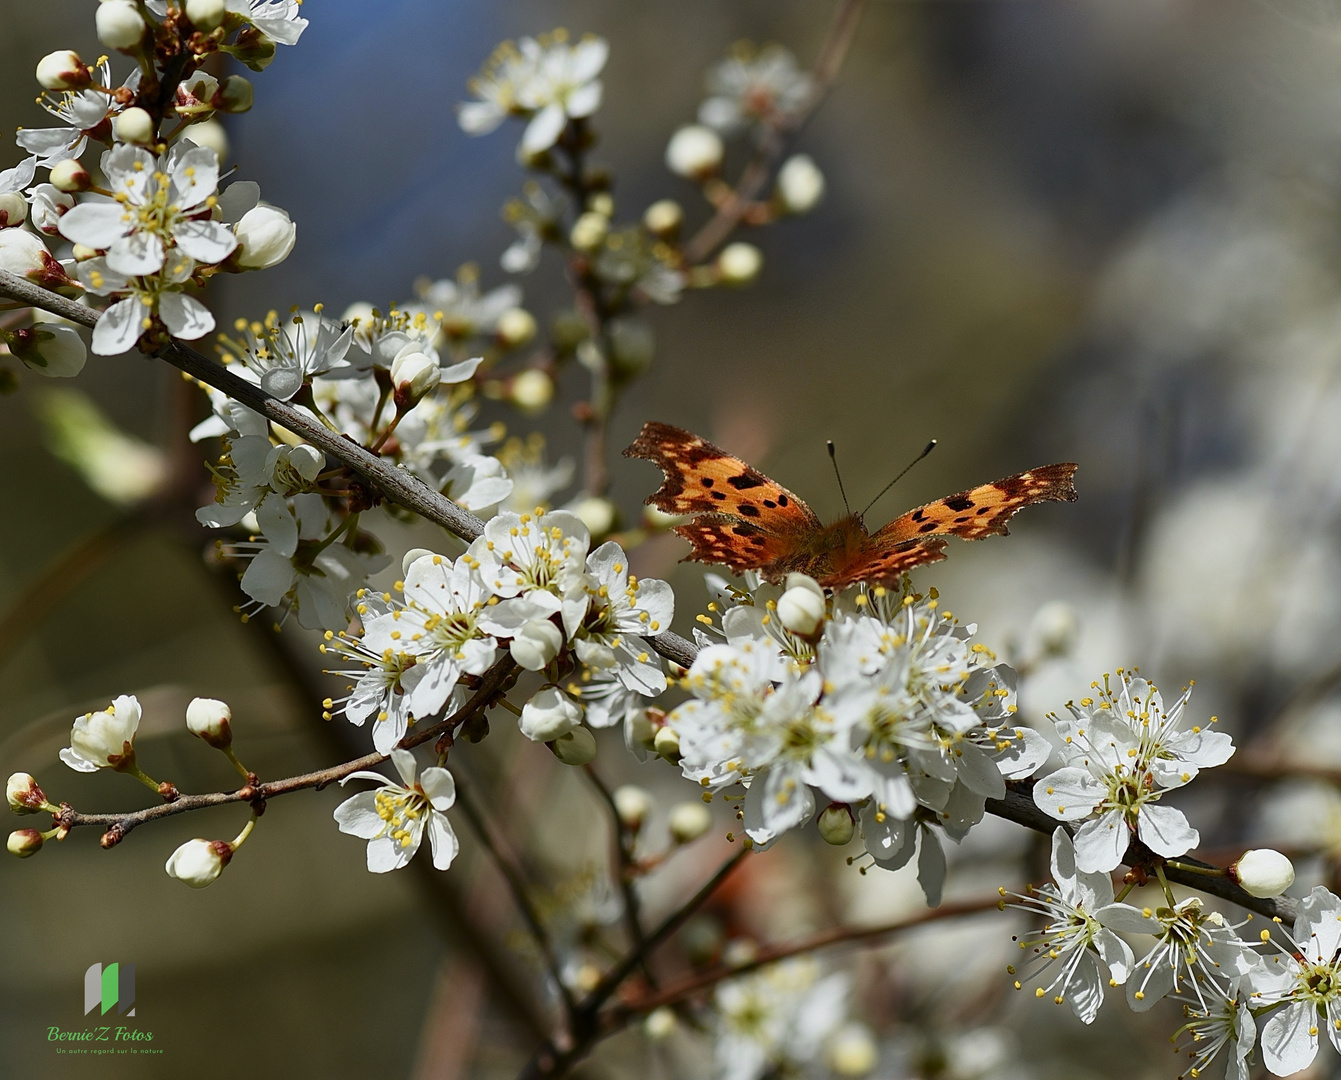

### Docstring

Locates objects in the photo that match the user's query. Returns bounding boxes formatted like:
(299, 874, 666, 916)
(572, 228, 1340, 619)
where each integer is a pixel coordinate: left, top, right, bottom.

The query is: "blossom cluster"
(661, 576, 1049, 905)
(0, 2, 302, 371)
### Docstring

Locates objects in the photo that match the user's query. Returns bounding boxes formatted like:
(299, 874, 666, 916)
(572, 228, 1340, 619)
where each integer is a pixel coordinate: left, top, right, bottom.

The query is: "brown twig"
(582, 763, 656, 986)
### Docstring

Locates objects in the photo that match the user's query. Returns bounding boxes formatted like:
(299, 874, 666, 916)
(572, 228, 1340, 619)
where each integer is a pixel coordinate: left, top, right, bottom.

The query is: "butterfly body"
(624, 422, 1077, 590)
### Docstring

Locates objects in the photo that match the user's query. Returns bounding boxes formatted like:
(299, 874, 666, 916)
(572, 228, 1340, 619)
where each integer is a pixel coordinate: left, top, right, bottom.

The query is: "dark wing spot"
(944, 495, 974, 512)
(975, 506, 989, 515)
(712, 490, 727, 501)
(911, 509, 926, 522)
(762, 499, 777, 509)
(954, 515, 969, 524)
(727, 473, 765, 490)
(919, 521, 938, 533)
(738, 504, 760, 517)
(749, 536, 768, 546)
(731, 524, 758, 537)
(702, 478, 714, 488)
(778, 495, 789, 506)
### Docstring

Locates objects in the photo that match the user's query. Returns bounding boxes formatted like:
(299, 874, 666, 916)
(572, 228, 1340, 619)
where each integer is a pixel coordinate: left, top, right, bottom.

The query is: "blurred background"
(6, 0, 1341, 1077)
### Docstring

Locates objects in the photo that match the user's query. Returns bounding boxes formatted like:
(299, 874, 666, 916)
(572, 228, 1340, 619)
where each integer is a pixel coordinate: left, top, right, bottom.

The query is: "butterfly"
(623, 421, 1078, 590)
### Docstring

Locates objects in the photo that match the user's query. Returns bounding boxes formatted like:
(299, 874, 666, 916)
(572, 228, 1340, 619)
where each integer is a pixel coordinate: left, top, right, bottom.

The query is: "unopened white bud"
(390, 349, 441, 405)
(186, 0, 227, 31)
(644, 505, 686, 530)
(643, 199, 683, 238)
(185, 697, 233, 749)
(7, 322, 87, 377)
(36, 50, 90, 91)
(665, 125, 723, 179)
(48, 159, 91, 193)
(113, 107, 155, 146)
(233, 205, 296, 269)
(519, 686, 581, 742)
(654, 725, 681, 762)
(6, 773, 50, 814)
(551, 725, 598, 765)
(510, 620, 565, 672)
(644, 1007, 676, 1040)
(570, 211, 608, 252)
(1229, 849, 1295, 898)
(495, 307, 537, 349)
(668, 801, 712, 843)
(587, 192, 614, 218)
(827, 1022, 879, 1076)
(96, 1, 147, 50)
(818, 804, 855, 846)
(776, 154, 825, 214)
(188, 120, 229, 163)
(8, 828, 44, 858)
(0, 193, 27, 228)
(164, 837, 231, 888)
(60, 695, 141, 773)
(568, 496, 616, 539)
(613, 785, 653, 830)
(777, 573, 826, 636)
(0, 228, 68, 288)
(72, 243, 98, 261)
(342, 301, 377, 331)
(510, 368, 554, 413)
(717, 242, 762, 286)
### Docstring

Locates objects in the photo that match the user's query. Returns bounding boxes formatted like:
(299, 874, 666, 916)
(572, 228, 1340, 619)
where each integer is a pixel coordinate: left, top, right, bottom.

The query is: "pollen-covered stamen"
(372, 783, 430, 849)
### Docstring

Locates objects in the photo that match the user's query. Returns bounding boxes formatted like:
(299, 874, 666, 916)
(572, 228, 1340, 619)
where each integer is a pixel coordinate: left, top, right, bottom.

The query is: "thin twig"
(451, 767, 580, 1024)
(0, 270, 701, 672)
(616, 894, 1002, 1018)
(54, 656, 517, 839)
(582, 763, 656, 987)
(682, 0, 868, 265)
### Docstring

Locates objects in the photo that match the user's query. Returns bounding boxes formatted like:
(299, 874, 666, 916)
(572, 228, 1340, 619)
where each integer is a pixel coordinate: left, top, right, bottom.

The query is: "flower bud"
(520, 686, 581, 742)
(643, 199, 683, 238)
(644, 1007, 676, 1040)
(185, 697, 233, 749)
(8, 828, 44, 858)
(570, 211, 608, 252)
(60, 695, 142, 773)
(48, 159, 91, 193)
(7, 322, 87, 377)
(654, 724, 681, 762)
(587, 192, 614, 218)
(607, 316, 655, 376)
(113, 107, 155, 146)
(7, 773, 50, 814)
(0, 193, 27, 228)
(665, 125, 723, 179)
(717, 242, 763, 286)
(668, 800, 712, 843)
(827, 1022, 879, 1076)
(509, 368, 554, 414)
(164, 837, 232, 888)
(390, 349, 441, 406)
(612, 785, 653, 830)
(777, 573, 826, 637)
(644, 505, 686, 530)
(495, 307, 537, 349)
(510, 620, 565, 672)
(551, 724, 598, 766)
(218, 74, 254, 114)
(568, 496, 616, 539)
(186, 0, 227, 31)
(0, 229, 73, 290)
(1228, 849, 1295, 898)
(96, 1, 147, 50)
(36, 50, 90, 91)
(232, 27, 277, 71)
(188, 120, 229, 163)
(776, 154, 825, 214)
(233, 205, 296, 269)
(818, 803, 855, 846)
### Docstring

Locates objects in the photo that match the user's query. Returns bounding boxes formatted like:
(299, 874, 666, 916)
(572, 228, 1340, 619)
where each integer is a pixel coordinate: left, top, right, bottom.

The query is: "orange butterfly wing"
(623, 422, 820, 576)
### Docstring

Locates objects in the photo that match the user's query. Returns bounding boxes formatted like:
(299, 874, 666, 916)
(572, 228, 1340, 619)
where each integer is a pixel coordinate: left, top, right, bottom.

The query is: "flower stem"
(230, 815, 257, 850)
(223, 747, 252, 781)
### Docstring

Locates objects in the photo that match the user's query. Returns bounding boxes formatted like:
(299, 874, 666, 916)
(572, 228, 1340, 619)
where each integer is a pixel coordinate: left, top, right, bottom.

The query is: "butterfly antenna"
(860, 439, 938, 518)
(827, 440, 853, 516)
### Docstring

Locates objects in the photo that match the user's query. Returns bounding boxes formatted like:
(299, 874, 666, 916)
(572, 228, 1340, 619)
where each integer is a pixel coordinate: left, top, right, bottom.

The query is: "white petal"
(1261, 1001, 1318, 1076)
(333, 791, 383, 839)
(522, 103, 567, 153)
(427, 814, 459, 870)
(917, 825, 947, 907)
(389, 748, 418, 787)
(420, 767, 456, 810)
(106, 231, 165, 276)
(91, 296, 147, 355)
(255, 495, 298, 558)
(157, 291, 214, 340)
(172, 218, 237, 264)
(365, 835, 411, 873)
(1033, 767, 1104, 820)
(1072, 809, 1130, 873)
(239, 547, 294, 605)
(57, 201, 129, 248)
(1136, 803, 1198, 858)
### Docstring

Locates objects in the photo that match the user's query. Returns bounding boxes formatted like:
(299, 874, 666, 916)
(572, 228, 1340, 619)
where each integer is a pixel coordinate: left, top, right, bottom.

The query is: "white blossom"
(334, 749, 459, 872)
